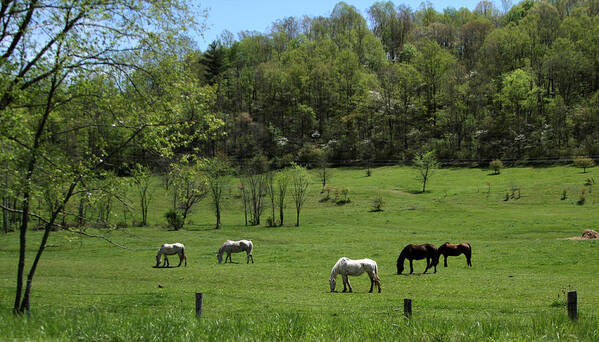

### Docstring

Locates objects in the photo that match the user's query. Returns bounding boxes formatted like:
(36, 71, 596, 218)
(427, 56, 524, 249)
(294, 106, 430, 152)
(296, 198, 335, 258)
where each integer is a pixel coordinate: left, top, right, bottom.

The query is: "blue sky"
(195, 0, 511, 50)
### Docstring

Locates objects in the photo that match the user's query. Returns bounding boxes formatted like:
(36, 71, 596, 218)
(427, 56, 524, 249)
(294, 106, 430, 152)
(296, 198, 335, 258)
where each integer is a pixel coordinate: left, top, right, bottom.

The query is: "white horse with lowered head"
(329, 257, 381, 293)
(154, 243, 187, 268)
(217, 240, 254, 264)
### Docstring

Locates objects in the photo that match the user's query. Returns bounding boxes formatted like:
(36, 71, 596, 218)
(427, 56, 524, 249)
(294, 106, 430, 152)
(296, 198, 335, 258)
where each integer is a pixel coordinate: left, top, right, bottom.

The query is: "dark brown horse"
(396, 244, 439, 274)
(438, 242, 472, 267)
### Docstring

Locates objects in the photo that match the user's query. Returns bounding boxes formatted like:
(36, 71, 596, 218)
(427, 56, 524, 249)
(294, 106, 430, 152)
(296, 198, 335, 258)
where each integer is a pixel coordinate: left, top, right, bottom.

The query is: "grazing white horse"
(329, 257, 381, 293)
(155, 243, 187, 268)
(217, 240, 254, 264)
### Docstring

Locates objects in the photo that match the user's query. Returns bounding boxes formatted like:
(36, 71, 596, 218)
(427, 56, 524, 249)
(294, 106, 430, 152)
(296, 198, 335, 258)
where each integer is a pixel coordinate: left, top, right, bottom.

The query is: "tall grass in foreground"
(1, 309, 598, 341)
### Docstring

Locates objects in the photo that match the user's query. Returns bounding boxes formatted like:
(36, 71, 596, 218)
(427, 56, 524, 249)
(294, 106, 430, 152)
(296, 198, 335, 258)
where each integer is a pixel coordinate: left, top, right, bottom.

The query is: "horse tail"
(375, 263, 380, 282)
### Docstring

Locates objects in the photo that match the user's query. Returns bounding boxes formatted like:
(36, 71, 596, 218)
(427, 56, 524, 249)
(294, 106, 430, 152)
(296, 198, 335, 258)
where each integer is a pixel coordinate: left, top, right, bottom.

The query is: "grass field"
(1, 165, 599, 341)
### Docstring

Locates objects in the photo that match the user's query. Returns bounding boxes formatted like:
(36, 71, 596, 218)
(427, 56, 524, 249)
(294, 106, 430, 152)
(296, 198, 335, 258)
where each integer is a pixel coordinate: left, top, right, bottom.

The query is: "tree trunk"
(215, 202, 221, 229)
(14, 72, 60, 314)
(3, 158, 8, 234)
(141, 190, 147, 226)
(296, 207, 300, 227)
(20, 181, 77, 314)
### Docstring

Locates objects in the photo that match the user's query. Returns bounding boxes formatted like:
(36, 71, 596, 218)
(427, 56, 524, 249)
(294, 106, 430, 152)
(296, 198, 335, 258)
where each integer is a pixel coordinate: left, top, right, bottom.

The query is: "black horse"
(438, 242, 472, 267)
(396, 244, 439, 274)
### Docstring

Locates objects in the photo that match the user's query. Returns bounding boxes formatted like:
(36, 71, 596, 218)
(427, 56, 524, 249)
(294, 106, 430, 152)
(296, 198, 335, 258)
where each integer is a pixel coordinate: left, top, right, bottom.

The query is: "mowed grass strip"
(1, 165, 598, 340)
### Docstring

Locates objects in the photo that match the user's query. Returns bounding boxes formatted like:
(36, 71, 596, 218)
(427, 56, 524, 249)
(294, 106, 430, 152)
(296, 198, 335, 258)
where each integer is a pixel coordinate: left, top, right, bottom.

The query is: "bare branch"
(64, 228, 129, 249)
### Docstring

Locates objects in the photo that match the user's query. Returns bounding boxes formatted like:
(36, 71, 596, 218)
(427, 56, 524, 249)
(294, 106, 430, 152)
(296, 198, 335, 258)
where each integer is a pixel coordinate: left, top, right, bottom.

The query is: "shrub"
(574, 156, 595, 173)
(321, 185, 335, 202)
(164, 209, 184, 230)
(336, 187, 350, 205)
(510, 186, 520, 200)
(584, 177, 595, 193)
(561, 189, 567, 200)
(297, 143, 326, 169)
(489, 159, 504, 174)
(371, 194, 384, 212)
(265, 216, 276, 227)
(577, 188, 586, 205)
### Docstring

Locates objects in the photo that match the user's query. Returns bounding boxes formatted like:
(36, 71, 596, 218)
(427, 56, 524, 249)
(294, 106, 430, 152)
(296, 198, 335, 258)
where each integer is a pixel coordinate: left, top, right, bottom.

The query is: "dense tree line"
(194, 0, 599, 165)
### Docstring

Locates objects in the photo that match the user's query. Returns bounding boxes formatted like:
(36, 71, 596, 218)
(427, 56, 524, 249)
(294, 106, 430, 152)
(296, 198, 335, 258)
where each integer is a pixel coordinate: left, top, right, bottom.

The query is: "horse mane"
(398, 245, 410, 262)
(330, 258, 344, 279)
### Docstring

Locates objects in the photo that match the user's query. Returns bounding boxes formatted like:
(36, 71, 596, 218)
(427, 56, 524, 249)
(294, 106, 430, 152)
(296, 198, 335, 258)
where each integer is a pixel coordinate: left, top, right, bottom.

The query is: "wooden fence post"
(195, 292, 203, 318)
(567, 291, 577, 320)
(404, 298, 412, 317)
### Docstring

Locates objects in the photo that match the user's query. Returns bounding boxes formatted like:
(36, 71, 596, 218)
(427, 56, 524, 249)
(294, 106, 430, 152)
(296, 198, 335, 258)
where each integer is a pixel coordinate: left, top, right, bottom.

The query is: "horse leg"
(342, 275, 348, 293)
(346, 277, 353, 293)
(444, 255, 448, 267)
(177, 253, 182, 267)
(250, 254, 254, 264)
(368, 273, 374, 293)
(164, 255, 169, 267)
(424, 257, 430, 274)
(409, 259, 414, 274)
(466, 252, 472, 267)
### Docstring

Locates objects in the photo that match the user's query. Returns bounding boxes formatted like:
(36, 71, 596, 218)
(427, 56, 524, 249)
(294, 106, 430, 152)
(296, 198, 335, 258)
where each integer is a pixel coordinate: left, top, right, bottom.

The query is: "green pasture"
(1, 165, 599, 340)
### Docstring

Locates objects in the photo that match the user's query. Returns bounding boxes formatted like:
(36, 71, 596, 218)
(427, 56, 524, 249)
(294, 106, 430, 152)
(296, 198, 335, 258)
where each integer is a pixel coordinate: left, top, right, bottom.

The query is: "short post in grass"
(567, 291, 577, 320)
(195, 292, 203, 318)
(404, 298, 412, 317)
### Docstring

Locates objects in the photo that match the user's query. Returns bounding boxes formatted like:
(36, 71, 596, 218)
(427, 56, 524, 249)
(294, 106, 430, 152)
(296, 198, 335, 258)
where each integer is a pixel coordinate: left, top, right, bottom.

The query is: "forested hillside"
(4, 1, 599, 174)
(195, 0, 599, 165)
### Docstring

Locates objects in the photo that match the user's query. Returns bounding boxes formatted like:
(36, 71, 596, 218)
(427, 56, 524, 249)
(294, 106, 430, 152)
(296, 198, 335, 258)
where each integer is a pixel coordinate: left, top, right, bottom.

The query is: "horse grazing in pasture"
(155, 243, 187, 268)
(329, 257, 381, 293)
(217, 240, 254, 264)
(396, 244, 438, 275)
(438, 242, 472, 267)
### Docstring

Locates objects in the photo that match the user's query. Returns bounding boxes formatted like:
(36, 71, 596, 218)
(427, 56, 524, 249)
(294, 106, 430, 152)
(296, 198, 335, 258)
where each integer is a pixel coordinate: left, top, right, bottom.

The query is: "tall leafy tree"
(0, 0, 212, 315)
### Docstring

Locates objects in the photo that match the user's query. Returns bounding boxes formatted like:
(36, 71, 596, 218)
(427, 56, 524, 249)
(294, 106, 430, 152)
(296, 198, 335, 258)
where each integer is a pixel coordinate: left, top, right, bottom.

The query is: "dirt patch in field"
(562, 229, 599, 240)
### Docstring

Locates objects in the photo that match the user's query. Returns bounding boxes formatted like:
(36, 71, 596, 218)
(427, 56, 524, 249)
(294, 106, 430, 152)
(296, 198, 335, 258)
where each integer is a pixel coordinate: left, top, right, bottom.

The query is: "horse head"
(396, 261, 404, 274)
(216, 252, 223, 264)
(154, 253, 162, 268)
(329, 277, 336, 292)
(396, 253, 405, 274)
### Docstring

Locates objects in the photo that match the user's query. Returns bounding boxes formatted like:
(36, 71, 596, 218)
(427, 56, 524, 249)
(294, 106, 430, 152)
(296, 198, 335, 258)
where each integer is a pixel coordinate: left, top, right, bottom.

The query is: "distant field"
(1, 165, 599, 340)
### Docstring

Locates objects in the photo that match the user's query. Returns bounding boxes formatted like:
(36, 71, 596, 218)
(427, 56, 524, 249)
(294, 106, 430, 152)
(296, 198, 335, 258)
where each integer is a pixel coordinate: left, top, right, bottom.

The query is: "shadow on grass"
(405, 189, 425, 194)
(396, 273, 435, 277)
(183, 224, 220, 232)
